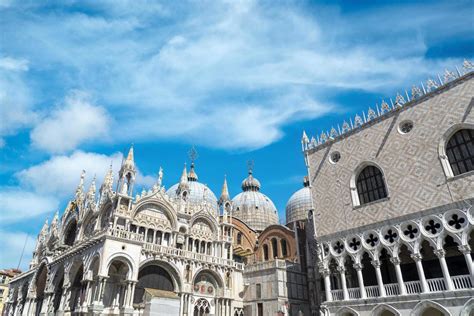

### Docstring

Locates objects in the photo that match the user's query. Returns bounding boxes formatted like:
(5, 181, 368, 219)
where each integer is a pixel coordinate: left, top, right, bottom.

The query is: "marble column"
(390, 257, 406, 295)
(337, 265, 349, 300)
(353, 263, 366, 299)
(322, 269, 332, 302)
(411, 253, 429, 293)
(435, 249, 454, 291)
(372, 260, 386, 297)
(459, 245, 474, 281)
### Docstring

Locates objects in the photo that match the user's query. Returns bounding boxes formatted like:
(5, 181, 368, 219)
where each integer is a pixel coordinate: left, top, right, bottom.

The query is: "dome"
(166, 163, 218, 213)
(285, 177, 312, 224)
(232, 171, 279, 231)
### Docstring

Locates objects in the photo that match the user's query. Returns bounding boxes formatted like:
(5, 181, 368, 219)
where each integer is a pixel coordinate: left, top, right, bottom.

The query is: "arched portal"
(133, 264, 175, 304)
(52, 266, 64, 312)
(34, 264, 47, 316)
(104, 260, 129, 308)
(69, 264, 85, 312)
(444, 235, 470, 276)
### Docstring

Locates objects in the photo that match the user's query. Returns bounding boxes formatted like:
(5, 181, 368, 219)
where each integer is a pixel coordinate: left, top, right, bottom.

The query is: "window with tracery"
(356, 165, 387, 205)
(446, 129, 474, 176)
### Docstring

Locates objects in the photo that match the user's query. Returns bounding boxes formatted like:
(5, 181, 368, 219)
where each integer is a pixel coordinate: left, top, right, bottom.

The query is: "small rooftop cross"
(247, 160, 254, 174)
(188, 145, 198, 164)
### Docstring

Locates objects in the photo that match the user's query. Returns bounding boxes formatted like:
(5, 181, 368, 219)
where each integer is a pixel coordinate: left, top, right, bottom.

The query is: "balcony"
(329, 274, 472, 302)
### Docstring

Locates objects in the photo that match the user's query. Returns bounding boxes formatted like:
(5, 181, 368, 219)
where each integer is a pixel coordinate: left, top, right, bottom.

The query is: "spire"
(50, 211, 59, 237)
(127, 144, 134, 162)
(219, 175, 230, 205)
(177, 163, 189, 196)
(101, 163, 114, 191)
(87, 175, 96, 202)
(157, 167, 164, 187)
(301, 130, 309, 144)
(75, 170, 86, 200)
(39, 219, 49, 242)
(188, 162, 198, 181)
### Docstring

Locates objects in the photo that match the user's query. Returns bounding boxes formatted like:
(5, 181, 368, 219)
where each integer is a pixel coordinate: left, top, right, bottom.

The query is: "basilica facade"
(303, 61, 474, 316)
(3, 146, 312, 316)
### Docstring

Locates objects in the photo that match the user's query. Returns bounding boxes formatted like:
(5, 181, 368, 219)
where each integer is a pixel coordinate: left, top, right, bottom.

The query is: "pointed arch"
(460, 298, 474, 316)
(438, 123, 474, 178)
(350, 161, 388, 207)
(372, 304, 400, 316)
(410, 300, 451, 316)
(336, 306, 359, 316)
(132, 198, 178, 230)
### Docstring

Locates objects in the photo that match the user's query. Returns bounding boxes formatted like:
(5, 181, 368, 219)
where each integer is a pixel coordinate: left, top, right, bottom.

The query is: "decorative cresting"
(318, 205, 472, 267)
(302, 60, 474, 152)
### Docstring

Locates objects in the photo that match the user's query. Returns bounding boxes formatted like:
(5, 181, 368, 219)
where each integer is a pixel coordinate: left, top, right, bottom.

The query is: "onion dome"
(167, 164, 218, 213)
(285, 176, 312, 225)
(232, 170, 279, 231)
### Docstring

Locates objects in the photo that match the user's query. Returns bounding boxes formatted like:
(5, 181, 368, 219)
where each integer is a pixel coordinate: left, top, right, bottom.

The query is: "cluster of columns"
(187, 237, 215, 255)
(130, 225, 172, 247)
(322, 244, 474, 302)
(179, 294, 233, 316)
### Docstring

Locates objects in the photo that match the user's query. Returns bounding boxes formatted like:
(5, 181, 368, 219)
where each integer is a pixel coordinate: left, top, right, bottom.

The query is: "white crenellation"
(302, 60, 474, 151)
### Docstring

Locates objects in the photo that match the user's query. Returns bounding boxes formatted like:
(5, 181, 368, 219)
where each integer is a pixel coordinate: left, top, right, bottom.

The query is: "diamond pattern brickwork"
(309, 78, 474, 237)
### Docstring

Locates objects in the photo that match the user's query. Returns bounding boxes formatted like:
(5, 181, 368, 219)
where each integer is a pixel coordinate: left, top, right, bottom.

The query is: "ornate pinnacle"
(75, 170, 86, 199)
(126, 145, 134, 162)
(301, 130, 309, 144)
(219, 175, 230, 204)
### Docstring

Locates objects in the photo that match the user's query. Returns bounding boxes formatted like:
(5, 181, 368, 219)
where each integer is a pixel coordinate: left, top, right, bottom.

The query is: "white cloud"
(0, 188, 59, 223)
(30, 92, 111, 153)
(0, 56, 36, 140)
(0, 230, 36, 271)
(1, 1, 471, 151)
(16, 150, 154, 199)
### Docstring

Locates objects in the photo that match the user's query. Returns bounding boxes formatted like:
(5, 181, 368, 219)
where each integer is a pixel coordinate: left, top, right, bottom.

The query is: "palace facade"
(303, 62, 474, 316)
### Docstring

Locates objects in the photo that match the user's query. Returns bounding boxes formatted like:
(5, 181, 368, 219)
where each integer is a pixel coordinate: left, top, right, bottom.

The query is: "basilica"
(3, 61, 474, 316)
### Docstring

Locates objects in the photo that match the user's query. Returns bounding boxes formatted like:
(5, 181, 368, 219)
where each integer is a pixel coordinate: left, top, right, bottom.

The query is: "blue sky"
(0, 0, 473, 270)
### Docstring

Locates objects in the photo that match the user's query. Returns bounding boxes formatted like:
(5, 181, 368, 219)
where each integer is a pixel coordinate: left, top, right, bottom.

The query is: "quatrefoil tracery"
(403, 224, 419, 239)
(366, 234, 379, 247)
(425, 219, 441, 235)
(384, 229, 397, 244)
(448, 214, 466, 230)
(348, 237, 361, 251)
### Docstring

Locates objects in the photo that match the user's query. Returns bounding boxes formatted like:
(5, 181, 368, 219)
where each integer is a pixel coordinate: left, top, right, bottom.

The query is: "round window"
(398, 120, 414, 134)
(329, 151, 341, 164)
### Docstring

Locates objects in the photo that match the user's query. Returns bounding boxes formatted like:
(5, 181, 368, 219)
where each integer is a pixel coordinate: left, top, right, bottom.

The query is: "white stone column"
(459, 245, 474, 280)
(372, 260, 386, 297)
(390, 257, 406, 295)
(411, 253, 429, 293)
(435, 249, 454, 291)
(322, 269, 332, 302)
(353, 263, 366, 299)
(337, 265, 349, 300)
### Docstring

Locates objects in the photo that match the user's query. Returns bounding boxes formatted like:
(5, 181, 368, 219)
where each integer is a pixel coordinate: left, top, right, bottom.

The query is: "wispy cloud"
(31, 91, 111, 153)
(0, 1, 471, 152)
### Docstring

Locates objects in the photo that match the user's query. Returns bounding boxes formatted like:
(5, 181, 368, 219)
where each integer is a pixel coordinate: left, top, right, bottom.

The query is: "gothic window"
(263, 245, 269, 261)
(446, 129, 474, 176)
(271, 238, 278, 258)
(237, 232, 242, 245)
(356, 165, 387, 205)
(64, 221, 77, 246)
(256, 283, 261, 298)
(281, 239, 288, 257)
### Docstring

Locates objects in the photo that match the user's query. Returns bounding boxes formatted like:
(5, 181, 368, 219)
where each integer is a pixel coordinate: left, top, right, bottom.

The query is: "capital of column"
(434, 249, 446, 258)
(320, 269, 330, 277)
(458, 244, 471, 254)
(371, 260, 381, 269)
(389, 257, 401, 265)
(336, 265, 346, 273)
(410, 253, 423, 262)
(352, 263, 363, 271)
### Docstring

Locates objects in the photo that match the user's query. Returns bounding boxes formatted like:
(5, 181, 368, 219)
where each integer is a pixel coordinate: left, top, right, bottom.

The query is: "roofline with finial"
(302, 60, 474, 154)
